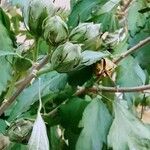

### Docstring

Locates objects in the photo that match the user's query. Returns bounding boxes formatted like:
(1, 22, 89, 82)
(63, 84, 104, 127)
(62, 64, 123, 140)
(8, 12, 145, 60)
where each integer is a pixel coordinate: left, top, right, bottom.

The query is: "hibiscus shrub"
(0, 0, 150, 149)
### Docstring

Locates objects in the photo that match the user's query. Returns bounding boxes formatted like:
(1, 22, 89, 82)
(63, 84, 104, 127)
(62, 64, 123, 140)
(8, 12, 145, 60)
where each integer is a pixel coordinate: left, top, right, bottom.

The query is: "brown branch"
(96, 84, 150, 92)
(113, 36, 150, 64)
(0, 55, 49, 116)
(45, 84, 150, 117)
(122, 0, 133, 12)
(75, 84, 150, 95)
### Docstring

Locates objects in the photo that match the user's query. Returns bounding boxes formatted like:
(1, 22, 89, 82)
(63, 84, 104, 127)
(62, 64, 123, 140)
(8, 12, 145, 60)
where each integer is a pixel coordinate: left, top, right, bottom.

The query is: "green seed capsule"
(51, 42, 82, 72)
(43, 15, 68, 46)
(70, 23, 102, 50)
(26, 0, 55, 36)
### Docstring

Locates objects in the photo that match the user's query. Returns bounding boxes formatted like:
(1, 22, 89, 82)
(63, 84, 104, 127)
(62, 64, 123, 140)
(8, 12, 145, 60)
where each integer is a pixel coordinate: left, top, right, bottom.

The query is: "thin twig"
(97, 84, 150, 92)
(113, 36, 150, 64)
(75, 84, 150, 95)
(0, 55, 49, 116)
(45, 84, 150, 117)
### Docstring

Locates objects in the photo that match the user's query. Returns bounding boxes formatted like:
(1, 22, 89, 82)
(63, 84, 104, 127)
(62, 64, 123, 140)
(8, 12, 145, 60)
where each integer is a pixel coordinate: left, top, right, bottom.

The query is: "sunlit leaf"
(127, 0, 149, 36)
(95, 0, 121, 15)
(76, 97, 112, 150)
(8, 72, 68, 121)
(108, 100, 150, 150)
(81, 50, 109, 66)
(68, 0, 106, 28)
(0, 22, 13, 96)
(116, 56, 146, 105)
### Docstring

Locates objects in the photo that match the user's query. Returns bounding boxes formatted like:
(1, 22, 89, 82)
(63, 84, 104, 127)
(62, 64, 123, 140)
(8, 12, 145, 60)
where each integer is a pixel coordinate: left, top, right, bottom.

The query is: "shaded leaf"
(116, 56, 146, 105)
(28, 113, 49, 150)
(76, 97, 112, 150)
(50, 126, 67, 150)
(14, 57, 32, 72)
(7, 143, 28, 150)
(59, 97, 89, 129)
(130, 30, 150, 73)
(68, 66, 93, 86)
(108, 101, 150, 150)
(60, 97, 89, 149)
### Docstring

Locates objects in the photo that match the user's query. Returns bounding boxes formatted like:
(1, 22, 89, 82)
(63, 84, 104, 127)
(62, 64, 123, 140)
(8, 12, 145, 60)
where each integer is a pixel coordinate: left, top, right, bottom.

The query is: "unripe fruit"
(43, 15, 68, 46)
(25, 0, 55, 36)
(51, 42, 82, 72)
(70, 23, 102, 50)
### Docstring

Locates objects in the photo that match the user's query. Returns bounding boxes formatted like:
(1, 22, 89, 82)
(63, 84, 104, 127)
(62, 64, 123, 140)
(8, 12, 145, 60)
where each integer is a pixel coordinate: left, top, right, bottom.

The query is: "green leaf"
(68, 66, 93, 86)
(129, 31, 150, 73)
(0, 22, 13, 95)
(14, 57, 32, 72)
(101, 77, 115, 112)
(9, 0, 28, 7)
(8, 71, 68, 121)
(116, 56, 146, 105)
(50, 126, 67, 150)
(8, 143, 28, 150)
(59, 97, 89, 149)
(108, 101, 150, 150)
(81, 50, 109, 66)
(68, 0, 106, 28)
(59, 97, 89, 130)
(76, 97, 112, 150)
(0, 119, 7, 134)
(28, 113, 49, 150)
(94, 0, 121, 15)
(127, 0, 149, 36)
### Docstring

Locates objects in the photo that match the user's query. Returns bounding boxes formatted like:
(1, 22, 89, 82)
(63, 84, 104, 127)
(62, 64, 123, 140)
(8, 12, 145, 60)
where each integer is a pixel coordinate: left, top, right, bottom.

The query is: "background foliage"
(0, 0, 150, 149)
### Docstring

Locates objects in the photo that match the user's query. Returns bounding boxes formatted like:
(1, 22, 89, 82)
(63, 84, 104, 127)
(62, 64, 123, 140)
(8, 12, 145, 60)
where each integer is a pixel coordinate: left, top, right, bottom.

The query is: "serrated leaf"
(76, 97, 112, 150)
(129, 30, 150, 73)
(81, 50, 109, 66)
(127, 0, 149, 36)
(95, 0, 121, 15)
(116, 56, 146, 105)
(8, 71, 68, 121)
(0, 22, 13, 95)
(28, 113, 49, 150)
(108, 101, 150, 150)
(68, 0, 106, 28)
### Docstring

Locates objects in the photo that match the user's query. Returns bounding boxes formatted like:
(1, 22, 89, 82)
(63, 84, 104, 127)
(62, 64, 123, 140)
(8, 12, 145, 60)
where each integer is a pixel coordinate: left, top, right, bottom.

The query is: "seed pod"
(26, 0, 55, 36)
(53, 0, 71, 20)
(43, 15, 68, 46)
(7, 119, 33, 143)
(51, 42, 82, 72)
(103, 28, 126, 48)
(69, 23, 102, 50)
